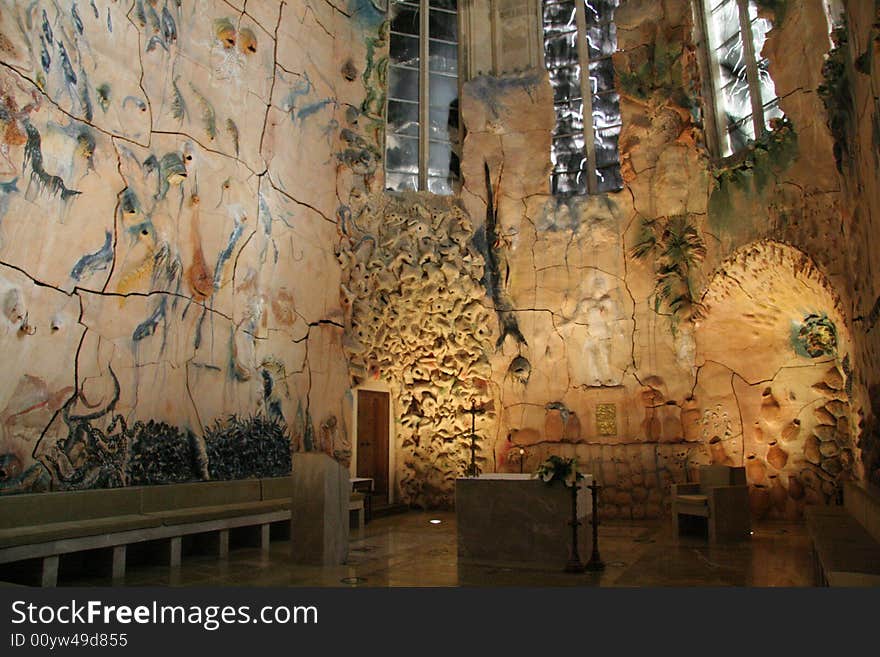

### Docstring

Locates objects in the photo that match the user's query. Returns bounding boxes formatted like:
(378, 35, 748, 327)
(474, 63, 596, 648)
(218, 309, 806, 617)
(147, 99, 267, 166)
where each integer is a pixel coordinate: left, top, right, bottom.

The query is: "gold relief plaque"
(596, 403, 617, 436)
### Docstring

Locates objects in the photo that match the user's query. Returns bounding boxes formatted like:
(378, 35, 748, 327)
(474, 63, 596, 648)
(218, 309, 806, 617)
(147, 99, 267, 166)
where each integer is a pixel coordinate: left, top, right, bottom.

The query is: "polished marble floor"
(54, 511, 815, 587)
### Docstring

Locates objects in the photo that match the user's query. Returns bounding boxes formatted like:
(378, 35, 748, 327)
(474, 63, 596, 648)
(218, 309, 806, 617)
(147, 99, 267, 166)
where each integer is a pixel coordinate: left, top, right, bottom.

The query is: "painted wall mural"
(0, 0, 876, 518)
(0, 0, 355, 495)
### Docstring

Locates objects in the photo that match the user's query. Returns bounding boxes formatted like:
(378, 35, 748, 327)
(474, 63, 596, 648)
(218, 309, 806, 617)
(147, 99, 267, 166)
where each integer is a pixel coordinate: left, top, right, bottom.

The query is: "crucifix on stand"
(463, 400, 485, 477)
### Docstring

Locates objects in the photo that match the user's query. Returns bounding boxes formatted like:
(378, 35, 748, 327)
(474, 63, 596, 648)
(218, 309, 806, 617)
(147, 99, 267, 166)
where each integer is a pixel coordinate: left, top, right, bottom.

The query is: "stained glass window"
(385, 0, 460, 195)
(702, 0, 783, 156)
(542, 0, 623, 195)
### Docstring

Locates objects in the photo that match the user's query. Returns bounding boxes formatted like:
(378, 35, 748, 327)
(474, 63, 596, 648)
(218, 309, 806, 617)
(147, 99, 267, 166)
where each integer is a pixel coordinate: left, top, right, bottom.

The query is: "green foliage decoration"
(709, 116, 798, 218)
(127, 420, 203, 485)
(204, 414, 291, 480)
(754, 0, 787, 25)
(818, 22, 856, 173)
(360, 20, 389, 149)
(617, 27, 692, 110)
(791, 313, 838, 359)
(631, 214, 707, 328)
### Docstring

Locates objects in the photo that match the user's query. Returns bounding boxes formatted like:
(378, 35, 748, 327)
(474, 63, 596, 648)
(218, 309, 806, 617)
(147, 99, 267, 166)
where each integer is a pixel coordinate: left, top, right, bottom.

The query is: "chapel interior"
(0, 0, 879, 588)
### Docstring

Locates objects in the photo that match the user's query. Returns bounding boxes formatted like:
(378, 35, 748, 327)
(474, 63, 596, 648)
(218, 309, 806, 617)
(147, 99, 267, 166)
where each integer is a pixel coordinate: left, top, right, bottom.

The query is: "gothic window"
(542, 0, 623, 195)
(385, 0, 461, 195)
(700, 0, 783, 157)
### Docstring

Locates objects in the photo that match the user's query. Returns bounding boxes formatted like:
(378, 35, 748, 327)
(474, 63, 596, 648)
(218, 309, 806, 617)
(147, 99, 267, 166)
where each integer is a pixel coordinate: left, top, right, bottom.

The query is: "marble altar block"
(455, 473, 593, 565)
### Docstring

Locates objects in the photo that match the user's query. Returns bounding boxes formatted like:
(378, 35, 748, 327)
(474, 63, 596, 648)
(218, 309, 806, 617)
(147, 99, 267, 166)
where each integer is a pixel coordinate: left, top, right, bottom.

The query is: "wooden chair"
(672, 465, 750, 542)
(349, 492, 365, 530)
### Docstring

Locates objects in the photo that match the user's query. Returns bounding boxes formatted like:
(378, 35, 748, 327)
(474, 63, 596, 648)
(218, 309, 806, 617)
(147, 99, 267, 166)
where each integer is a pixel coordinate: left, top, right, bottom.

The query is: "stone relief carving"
(338, 193, 494, 507)
(560, 271, 626, 387)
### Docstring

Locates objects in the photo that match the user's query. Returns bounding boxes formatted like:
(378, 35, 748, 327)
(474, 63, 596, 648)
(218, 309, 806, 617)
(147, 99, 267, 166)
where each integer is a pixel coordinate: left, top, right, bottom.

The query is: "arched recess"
(691, 240, 859, 519)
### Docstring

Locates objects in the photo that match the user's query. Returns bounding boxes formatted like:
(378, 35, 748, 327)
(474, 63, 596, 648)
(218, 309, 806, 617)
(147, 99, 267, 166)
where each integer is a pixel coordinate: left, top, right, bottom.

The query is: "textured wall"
(336, 0, 873, 515)
(837, 0, 880, 487)
(2, 1, 874, 519)
(445, 0, 870, 519)
(338, 192, 493, 508)
(0, 0, 361, 493)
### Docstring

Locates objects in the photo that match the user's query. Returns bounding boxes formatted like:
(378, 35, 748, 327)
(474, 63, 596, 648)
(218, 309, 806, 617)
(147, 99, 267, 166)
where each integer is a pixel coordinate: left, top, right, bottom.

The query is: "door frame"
(351, 381, 396, 504)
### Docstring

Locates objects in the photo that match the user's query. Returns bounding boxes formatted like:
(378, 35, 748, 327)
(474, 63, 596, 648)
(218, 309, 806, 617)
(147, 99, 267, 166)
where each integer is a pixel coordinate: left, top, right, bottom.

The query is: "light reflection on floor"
(58, 511, 813, 587)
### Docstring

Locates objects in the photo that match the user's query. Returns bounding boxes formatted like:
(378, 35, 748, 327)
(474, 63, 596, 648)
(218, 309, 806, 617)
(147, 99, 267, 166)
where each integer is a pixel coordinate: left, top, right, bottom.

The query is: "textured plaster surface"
(2, 1, 877, 517)
(0, 0, 362, 492)
(424, 0, 875, 518)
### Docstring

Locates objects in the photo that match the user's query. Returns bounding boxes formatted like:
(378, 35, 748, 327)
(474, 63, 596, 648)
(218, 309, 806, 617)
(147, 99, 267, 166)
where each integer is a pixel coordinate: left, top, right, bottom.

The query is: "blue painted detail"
(213, 215, 245, 290)
(133, 296, 167, 342)
(348, 0, 386, 29)
(70, 230, 113, 281)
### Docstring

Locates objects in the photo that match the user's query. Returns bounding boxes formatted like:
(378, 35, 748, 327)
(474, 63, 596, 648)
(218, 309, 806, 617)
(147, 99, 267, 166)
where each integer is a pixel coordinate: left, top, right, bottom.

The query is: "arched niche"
(691, 240, 859, 518)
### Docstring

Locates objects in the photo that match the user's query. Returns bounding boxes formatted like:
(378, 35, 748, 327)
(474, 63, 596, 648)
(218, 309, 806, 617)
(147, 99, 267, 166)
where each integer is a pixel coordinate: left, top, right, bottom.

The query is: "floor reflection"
(60, 511, 813, 587)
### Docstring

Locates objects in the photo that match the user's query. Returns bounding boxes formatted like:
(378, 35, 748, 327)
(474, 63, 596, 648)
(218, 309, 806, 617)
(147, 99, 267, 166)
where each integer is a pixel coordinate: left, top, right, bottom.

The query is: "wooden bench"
(804, 480, 880, 586)
(0, 476, 293, 586)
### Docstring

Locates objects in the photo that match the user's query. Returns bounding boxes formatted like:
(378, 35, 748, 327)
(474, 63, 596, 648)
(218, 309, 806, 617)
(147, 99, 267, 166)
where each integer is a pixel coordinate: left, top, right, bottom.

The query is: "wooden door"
(356, 390, 389, 502)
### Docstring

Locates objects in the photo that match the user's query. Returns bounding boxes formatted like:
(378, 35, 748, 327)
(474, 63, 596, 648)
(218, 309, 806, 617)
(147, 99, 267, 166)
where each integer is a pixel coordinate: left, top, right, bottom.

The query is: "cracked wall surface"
(362, 0, 872, 518)
(837, 0, 880, 488)
(1, 1, 877, 518)
(0, 0, 357, 493)
(326, 0, 877, 515)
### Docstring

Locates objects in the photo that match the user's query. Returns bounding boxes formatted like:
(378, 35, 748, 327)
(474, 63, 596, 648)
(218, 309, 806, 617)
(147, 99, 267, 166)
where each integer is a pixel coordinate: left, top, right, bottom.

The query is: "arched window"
(542, 0, 623, 195)
(385, 0, 461, 195)
(697, 0, 783, 157)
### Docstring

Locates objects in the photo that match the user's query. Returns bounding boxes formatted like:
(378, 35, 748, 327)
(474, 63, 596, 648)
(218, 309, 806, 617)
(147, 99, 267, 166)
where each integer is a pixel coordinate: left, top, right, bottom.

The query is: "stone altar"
(455, 473, 593, 565)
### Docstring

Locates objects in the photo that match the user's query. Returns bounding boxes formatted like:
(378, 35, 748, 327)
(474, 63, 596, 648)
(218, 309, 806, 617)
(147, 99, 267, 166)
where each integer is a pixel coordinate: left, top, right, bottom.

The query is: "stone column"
(291, 453, 350, 565)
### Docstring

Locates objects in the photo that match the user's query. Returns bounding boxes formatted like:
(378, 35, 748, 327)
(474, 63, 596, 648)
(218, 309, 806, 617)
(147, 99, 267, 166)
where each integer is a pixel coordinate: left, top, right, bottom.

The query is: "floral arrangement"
(535, 455, 584, 488)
